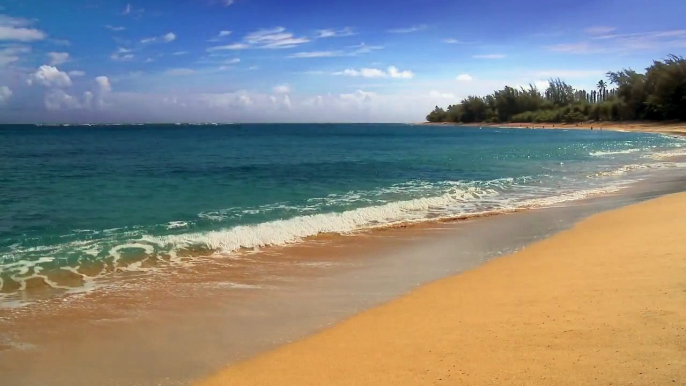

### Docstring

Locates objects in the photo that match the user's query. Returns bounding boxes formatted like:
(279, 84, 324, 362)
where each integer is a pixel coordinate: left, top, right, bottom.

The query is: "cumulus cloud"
(386, 25, 427, 34)
(273, 84, 291, 94)
(387, 66, 413, 79)
(29, 65, 73, 87)
(218, 30, 232, 37)
(95, 76, 111, 93)
(38, 75, 112, 111)
(69, 70, 86, 77)
(0, 45, 30, 66)
(48, 52, 70, 65)
(334, 66, 414, 79)
(456, 73, 473, 81)
(93, 76, 112, 108)
(45, 89, 81, 110)
(0, 85, 12, 104)
(208, 26, 309, 51)
(0, 14, 46, 42)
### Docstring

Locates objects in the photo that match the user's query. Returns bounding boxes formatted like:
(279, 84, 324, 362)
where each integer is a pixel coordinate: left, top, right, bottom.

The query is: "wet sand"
(423, 121, 686, 136)
(199, 192, 686, 385)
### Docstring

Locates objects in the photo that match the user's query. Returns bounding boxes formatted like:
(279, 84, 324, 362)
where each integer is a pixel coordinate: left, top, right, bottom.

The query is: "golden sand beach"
(199, 193, 686, 385)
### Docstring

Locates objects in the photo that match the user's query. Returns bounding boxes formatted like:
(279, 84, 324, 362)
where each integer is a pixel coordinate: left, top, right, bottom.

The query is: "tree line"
(426, 55, 686, 124)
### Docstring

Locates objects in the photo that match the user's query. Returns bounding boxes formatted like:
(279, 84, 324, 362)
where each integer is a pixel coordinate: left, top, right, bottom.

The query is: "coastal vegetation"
(426, 55, 686, 124)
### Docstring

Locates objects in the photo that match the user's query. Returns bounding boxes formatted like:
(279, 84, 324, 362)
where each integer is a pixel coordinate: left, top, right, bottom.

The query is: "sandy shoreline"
(421, 121, 686, 136)
(199, 192, 686, 385)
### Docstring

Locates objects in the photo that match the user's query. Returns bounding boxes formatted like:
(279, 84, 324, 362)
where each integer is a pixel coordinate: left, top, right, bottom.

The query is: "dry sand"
(198, 193, 686, 386)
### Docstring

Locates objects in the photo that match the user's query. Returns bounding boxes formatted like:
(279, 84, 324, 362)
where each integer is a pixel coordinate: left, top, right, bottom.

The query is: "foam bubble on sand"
(167, 221, 189, 229)
(150, 185, 500, 254)
(644, 148, 686, 160)
(590, 149, 642, 156)
(591, 161, 686, 177)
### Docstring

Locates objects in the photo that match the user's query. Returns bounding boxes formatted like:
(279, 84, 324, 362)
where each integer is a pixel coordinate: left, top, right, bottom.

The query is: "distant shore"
(199, 192, 686, 385)
(421, 121, 686, 136)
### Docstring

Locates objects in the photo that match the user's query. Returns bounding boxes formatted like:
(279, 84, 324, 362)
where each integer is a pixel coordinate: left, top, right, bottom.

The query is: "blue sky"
(1, 0, 685, 123)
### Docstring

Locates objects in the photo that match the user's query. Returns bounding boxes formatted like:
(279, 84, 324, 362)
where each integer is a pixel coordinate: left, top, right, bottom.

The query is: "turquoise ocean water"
(1, 124, 684, 305)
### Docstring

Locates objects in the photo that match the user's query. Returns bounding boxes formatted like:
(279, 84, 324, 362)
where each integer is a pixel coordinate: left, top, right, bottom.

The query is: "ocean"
(1, 123, 685, 306)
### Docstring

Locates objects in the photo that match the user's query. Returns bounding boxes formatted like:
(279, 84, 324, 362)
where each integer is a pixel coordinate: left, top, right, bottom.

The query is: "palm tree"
(597, 80, 607, 102)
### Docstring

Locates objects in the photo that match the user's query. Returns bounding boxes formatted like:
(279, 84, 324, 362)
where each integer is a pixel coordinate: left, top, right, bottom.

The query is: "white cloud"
(217, 58, 241, 70)
(172, 51, 189, 55)
(0, 45, 30, 66)
(387, 66, 413, 79)
(141, 32, 176, 44)
(529, 69, 605, 78)
(428, 90, 456, 99)
(456, 73, 473, 81)
(45, 89, 81, 110)
(443, 38, 472, 44)
(122, 3, 144, 17)
(288, 50, 344, 58)
(386, 25, 427, 34)
(534, 80, 550, 91)
(0, 85, 12, 104)
(583, 26, 616, 35)
(95, 76, 111, 93)
(222, 0, 235, 6)
(48, 52, 70, 65)
(105, 25, 126, 31)
(29, 65, 73, 88)
(245, 26, 309, 48)
(288, 43, 383, 59)
(273, 84, 291, 94)
(316, 27, 355, 38)
(94, 76, 112, 109)
(473, 54, 506, 59)
(547, 29, 686, 54)
(0, 15, 46, 41)
(207, 43, 250, 51)
(218, 30, 232, 37)
(209, 26, 310, 51)
(51, 38, 71, 46)
(69, 70, 86, 77)
(166, 68, 195, 76)
(348, 43, 384, 55)
(111, 47, 134, 61)
(334, 66, 413, 79)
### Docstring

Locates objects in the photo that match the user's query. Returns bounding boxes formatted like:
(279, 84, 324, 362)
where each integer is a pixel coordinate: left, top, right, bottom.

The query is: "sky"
(0, 0, 685, 123)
